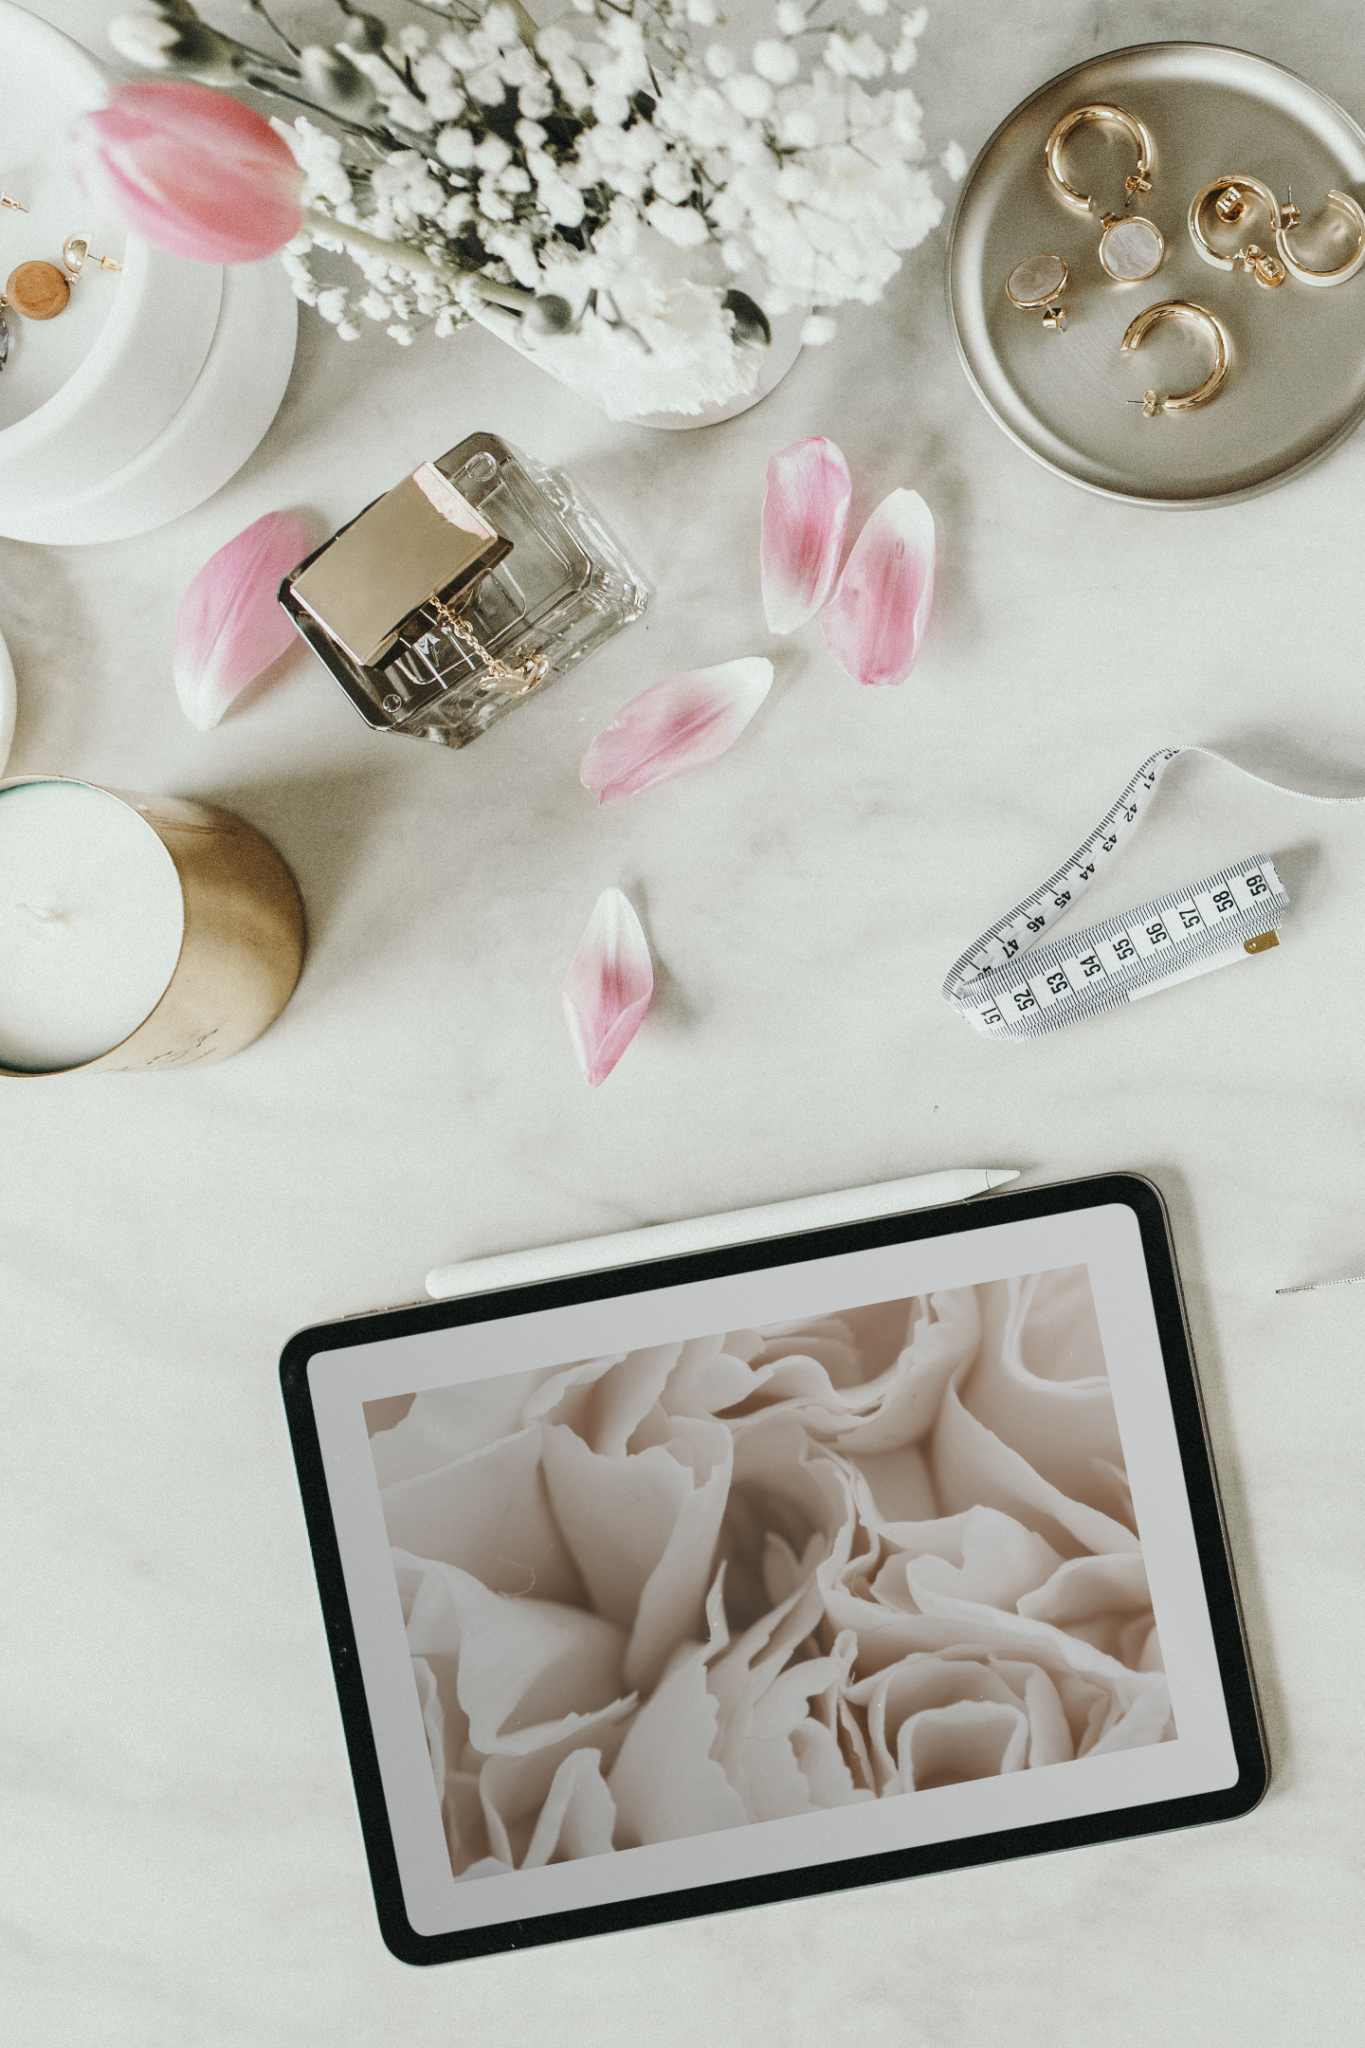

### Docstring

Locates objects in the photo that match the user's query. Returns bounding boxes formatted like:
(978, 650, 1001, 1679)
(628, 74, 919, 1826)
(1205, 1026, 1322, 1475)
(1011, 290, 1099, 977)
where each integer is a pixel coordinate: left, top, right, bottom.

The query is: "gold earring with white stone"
(1188, 176, 1286, 288)
(1005, 253, 1069, 329)
(1044, 103, 1165, 282)
(1274, 186, 1365, 287)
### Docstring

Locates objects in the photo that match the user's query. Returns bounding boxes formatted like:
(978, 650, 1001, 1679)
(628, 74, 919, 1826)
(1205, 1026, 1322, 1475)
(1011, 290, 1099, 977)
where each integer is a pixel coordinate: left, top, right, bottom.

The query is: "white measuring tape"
(943, 745, 1364, 1041)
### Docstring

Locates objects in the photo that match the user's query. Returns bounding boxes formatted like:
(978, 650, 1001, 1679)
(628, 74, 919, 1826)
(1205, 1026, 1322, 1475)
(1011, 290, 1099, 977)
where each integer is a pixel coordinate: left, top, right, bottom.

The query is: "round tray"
(948, 42, 1365, 505)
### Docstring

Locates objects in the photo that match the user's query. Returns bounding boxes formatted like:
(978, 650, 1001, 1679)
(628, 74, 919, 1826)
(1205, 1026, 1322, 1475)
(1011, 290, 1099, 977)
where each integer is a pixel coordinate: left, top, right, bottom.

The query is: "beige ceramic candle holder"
(0, 777, 306, 1076)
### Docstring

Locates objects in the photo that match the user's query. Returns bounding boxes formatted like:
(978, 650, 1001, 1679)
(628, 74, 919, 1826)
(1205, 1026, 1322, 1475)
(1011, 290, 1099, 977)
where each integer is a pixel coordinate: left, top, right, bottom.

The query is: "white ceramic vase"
(471, 283, 806, 431)
(0, 1, 297, 545)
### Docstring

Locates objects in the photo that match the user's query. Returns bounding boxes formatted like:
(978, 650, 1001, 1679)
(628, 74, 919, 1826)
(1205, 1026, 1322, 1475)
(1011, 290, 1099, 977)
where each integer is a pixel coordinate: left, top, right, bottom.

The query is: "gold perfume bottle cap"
(289, 462, 510, 668)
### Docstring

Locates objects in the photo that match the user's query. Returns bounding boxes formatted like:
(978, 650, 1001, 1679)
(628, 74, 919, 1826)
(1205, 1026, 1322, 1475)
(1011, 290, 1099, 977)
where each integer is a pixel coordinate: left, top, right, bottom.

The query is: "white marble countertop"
(6, 1, 1365, 2040)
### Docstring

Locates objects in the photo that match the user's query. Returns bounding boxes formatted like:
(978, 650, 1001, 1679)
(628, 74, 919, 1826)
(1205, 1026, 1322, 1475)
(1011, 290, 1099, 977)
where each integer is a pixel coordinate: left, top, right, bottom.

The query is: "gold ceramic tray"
(948, 42, 1365, 504)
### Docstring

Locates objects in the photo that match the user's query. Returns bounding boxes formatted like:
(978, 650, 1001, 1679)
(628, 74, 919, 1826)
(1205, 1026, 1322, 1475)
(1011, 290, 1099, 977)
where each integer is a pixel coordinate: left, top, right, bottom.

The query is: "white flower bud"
(705, 44, 736, 79)
(435, 124, 476, 168)
(315, 286, 350, 324)
(856, 0, 888, 13)
(752, 39, 800, 85)
(108, 11, 243, 81)
(386, 323, 416, 344)
(335, 317, 362, 340)
(725, 73, 774, 119)
(775, 2, 807, 34)
(645, 198, 710, 247)
(686, 0, 718, 21)
(800, 313, 837, 345)
(473, 134, 513, 174)
(298, 45, 378, 117)
(940, 139, 967, 181)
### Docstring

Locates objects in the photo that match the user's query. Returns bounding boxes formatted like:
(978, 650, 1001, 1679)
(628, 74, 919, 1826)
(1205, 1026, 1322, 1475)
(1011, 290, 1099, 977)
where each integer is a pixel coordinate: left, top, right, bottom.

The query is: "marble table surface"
(7, 1, 1365, 2041)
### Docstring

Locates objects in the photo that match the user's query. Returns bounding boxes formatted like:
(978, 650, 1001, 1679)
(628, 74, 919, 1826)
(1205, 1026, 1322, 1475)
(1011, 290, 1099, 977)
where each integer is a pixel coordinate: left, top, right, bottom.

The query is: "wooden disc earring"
(0, 235, 123, 370)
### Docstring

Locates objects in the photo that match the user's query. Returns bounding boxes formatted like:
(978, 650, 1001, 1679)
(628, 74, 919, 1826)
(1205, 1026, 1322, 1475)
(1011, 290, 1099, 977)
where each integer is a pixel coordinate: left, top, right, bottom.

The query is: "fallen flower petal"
(580, 658, 774, 806)
(173, 511, 309, 730)
(820, 489, 935, 688)
(760, 437, 852, 634)
(562, 889, 654, 1088)
(69, 81, 305, 264)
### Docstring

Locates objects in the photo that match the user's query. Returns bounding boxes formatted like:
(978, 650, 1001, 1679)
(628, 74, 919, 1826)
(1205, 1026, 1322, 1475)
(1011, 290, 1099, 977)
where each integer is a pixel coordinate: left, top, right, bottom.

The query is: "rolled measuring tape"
(943, 745, 1361, 1041)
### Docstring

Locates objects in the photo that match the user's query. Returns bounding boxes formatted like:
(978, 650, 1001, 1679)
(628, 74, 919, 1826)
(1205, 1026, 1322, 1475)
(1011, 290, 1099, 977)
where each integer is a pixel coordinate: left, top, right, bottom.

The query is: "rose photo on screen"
(365, 1268, 1171, 1882)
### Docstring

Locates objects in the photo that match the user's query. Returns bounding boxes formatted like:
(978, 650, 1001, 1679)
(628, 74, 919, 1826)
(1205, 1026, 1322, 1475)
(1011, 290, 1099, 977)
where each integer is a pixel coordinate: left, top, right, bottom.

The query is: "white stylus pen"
(424, 1168, 1021, 1301)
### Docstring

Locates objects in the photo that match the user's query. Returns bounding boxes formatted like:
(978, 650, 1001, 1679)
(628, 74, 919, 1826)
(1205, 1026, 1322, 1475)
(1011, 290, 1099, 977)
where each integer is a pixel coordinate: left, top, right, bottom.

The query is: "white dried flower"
(474, 134, 513, 174)
(686, 0, 717, 21)
(941, 139, 967, 180)
(397, 25, 429, 58)
(315, 286, 350, 323)
(775, 1, 807, 33)
(335, 318, 362, 340)
(704, 44, 736, 80)
(752, 39, 799, 85)
(724, 73, 774, 119)
(435, 124, 476, 168)
(645, 198, 710, 247)
(800, 312, 837, 344)
(387, 322, 416, 343)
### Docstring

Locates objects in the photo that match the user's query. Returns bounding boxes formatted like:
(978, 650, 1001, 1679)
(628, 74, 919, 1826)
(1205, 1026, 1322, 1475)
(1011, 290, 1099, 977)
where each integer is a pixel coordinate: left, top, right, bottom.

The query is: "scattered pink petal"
(820, 488, 935, 688)
(69, 82, 305, 264)
(173, 512, 310, 730)
(580, 658, 774, 806)
(562, 888, 654, 1087)
(760, 437, 852, 634)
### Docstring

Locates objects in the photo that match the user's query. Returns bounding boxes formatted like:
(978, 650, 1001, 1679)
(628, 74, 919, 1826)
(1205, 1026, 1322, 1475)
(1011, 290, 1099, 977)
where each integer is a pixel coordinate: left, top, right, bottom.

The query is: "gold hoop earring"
(1044, 103, 1165, 281)
(1121, 300, 1231, 417)
(1274, 187, 1365, 287)
(1005, 252, 1069, 329)
(1188, 176, 1285, 288)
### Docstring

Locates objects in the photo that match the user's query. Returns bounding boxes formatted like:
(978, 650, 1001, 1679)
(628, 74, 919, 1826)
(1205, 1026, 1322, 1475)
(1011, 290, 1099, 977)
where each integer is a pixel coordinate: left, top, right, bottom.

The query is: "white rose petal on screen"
(370, 1368, 574, 1484)
(481, 1739, 621, 1871)
(1018, 1551, 1157, 1668)
(610, 1567, 748, 1845)
(402, 1555, 635, 1754)
(379, 1426, 586, 1604)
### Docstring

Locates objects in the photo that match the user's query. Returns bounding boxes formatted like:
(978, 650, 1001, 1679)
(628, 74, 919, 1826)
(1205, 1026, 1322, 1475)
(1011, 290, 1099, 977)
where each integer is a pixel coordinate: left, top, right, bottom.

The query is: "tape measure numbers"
(943, 746, 1360, 1041)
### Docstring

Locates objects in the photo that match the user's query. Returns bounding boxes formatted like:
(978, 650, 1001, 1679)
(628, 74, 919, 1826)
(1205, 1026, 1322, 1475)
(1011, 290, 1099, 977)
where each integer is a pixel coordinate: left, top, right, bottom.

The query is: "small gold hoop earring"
(1005, 252, 1069, 329)
(1188, 176, 1286, 288)
(1121, 300, 1231, 417)
(1044, 103, 1165, 281)
(1274, 187, 1365, 287)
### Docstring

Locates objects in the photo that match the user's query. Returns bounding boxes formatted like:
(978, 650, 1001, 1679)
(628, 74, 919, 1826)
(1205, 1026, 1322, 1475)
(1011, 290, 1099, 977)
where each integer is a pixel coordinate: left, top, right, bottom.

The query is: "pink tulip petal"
(760, 437, 852, 634)
(580, 657, 774, 806)
(173, 512, 310, 730)
(820, 489, 936, 688)
(562, 889, 654, 1087)
(69, 82, 305, 264)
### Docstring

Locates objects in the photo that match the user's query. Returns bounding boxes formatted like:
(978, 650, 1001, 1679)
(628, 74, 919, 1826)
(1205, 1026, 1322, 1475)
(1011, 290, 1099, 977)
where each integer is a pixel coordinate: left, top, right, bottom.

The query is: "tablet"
(280, 1173, 1266, 1966)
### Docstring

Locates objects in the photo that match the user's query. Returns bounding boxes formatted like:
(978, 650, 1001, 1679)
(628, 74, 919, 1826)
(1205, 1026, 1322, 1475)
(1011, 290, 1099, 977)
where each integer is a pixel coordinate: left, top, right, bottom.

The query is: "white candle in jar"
(0, 780, 185, 1073)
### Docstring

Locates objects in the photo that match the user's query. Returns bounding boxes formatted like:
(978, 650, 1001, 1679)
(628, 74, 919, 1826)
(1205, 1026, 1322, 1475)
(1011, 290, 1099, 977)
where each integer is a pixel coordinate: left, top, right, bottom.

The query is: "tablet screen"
(287, 1181, 1264, 1960)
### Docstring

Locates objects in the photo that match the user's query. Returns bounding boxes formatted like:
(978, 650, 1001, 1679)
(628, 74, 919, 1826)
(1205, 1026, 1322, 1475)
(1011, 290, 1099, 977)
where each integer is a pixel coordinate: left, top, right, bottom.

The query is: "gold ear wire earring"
(0, 234, 123, 371)
(1005, 252, 1070, 329)
(1274, 185, 1365, 287)
(1120, 300, 1231, 417)
(1044, 103, 1165, 281)
(1188, 175, 1286, 287)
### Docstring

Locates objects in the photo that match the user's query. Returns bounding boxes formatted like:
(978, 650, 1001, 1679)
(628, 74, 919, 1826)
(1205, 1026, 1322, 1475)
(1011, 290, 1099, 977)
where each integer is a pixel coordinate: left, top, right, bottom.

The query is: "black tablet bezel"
(279, 1170, 1268, 1966)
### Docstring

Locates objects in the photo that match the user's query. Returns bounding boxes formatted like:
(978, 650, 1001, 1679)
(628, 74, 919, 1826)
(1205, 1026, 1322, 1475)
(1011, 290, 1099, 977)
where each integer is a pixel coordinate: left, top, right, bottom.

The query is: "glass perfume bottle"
(280, 432, 647, 747)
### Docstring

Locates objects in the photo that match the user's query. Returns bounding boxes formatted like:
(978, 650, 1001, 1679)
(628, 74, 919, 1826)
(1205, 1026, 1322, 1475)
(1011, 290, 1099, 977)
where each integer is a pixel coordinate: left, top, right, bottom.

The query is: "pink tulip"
(580, 658, 773, 806)
(760, 437, 852, 634)
(69, 82, 305, 264)
(820, 489, 936, 688)
(173, 511, 309, 730)
(562, 889, 654, 1087)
